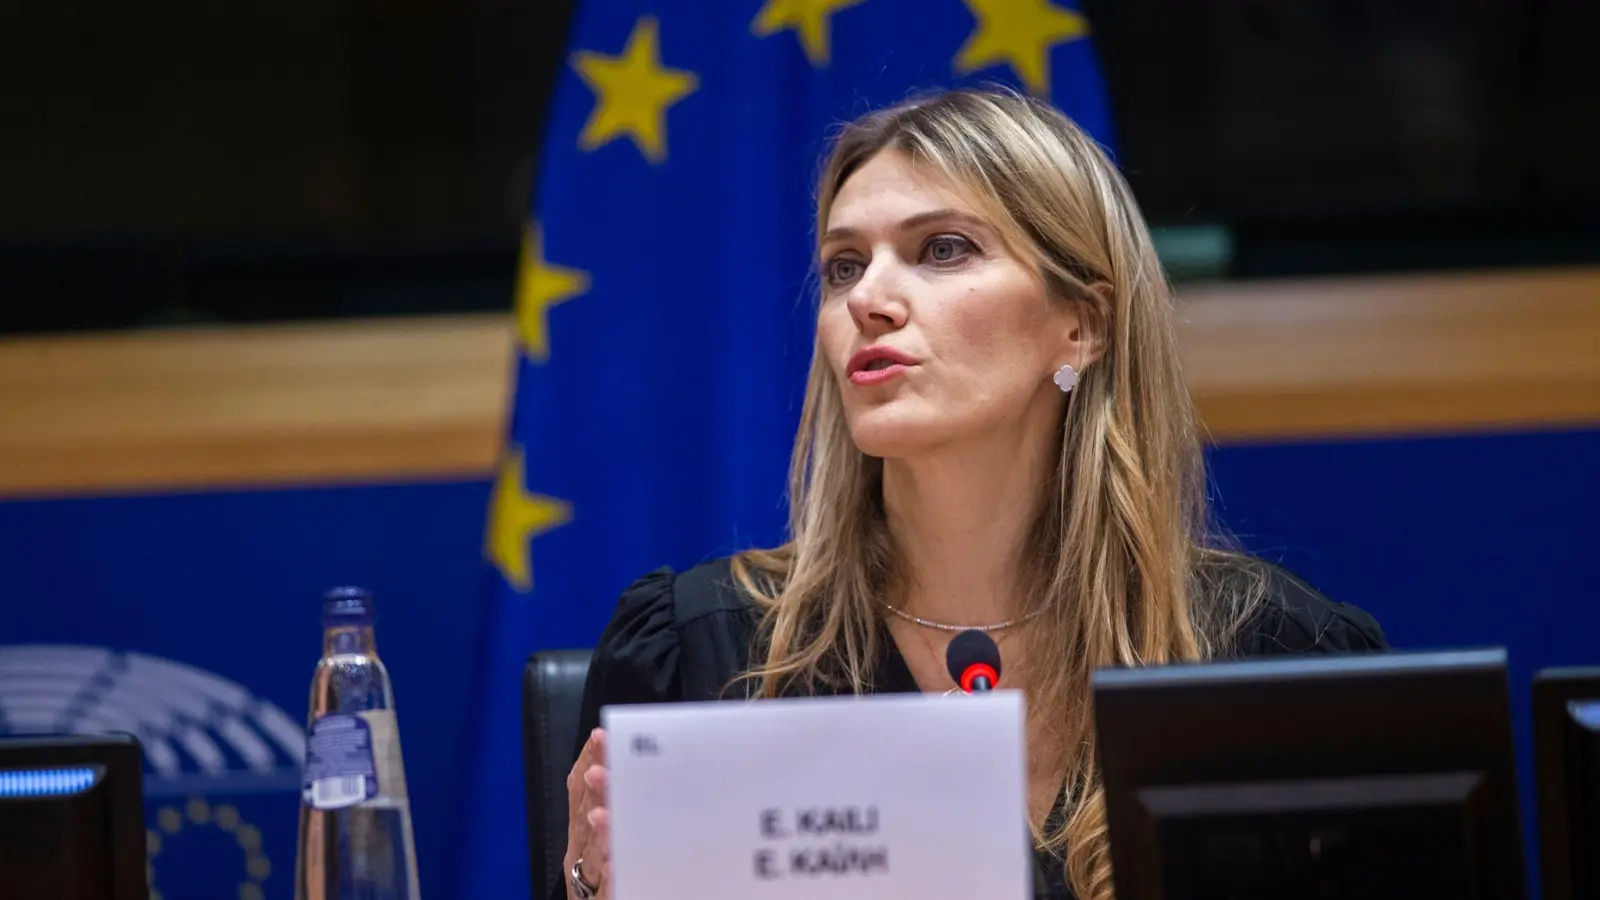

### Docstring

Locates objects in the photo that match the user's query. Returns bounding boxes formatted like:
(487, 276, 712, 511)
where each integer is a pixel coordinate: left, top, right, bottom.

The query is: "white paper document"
(602, 691, 1032, 900)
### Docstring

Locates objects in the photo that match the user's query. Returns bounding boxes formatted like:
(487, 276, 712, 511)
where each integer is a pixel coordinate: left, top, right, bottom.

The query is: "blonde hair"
(730, 86, 1264, 900)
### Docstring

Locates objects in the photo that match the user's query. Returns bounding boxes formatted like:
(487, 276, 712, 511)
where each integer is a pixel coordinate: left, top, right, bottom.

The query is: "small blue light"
(0, 767, 99, 798)
(1572, 700, 1600, 730)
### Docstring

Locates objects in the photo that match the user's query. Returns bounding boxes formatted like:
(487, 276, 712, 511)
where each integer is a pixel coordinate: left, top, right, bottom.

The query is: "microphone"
(944, 629, 1002, 692)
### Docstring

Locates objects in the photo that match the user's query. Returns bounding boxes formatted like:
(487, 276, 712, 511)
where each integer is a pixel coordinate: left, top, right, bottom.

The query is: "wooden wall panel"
(0, 317, 514, 497)
(1180, 266, 1600, 442)
(1, 267, 1596, 497)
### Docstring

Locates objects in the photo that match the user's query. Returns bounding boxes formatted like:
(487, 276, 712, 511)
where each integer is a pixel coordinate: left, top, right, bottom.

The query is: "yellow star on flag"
(514, 224, 589, 363)
(571, 16, 699, 163)
(486, 444, 573, 593)
(953, 0, 1090, 97)
(751, 0, 868, 67)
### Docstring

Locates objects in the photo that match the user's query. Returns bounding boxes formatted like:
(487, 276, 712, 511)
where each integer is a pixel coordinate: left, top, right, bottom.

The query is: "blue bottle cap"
(322, 586, 375, 627)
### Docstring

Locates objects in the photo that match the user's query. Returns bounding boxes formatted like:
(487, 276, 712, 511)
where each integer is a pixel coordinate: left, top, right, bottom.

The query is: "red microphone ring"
(959, 663, 999, 693)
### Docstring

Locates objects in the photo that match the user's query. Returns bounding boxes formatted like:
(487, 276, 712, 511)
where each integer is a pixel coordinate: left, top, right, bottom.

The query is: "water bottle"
(294, 587, 421, 900)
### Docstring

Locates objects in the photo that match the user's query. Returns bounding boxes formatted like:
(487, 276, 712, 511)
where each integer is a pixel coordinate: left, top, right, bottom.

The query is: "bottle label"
(301, 710, 410, 810)
(303, 713, 379, 810)
(364, 709, 410, 802)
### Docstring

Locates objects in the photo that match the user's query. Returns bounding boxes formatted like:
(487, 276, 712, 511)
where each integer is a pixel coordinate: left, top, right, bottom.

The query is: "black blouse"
(557, 555, 1389, 900)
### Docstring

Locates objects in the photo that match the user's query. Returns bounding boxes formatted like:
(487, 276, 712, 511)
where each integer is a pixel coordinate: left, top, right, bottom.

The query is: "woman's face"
(817, 149, 1083, 459)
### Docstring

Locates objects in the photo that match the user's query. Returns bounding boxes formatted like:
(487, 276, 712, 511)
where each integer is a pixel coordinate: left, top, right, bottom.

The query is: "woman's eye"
(924, 235, 972, 263)
(826, 258, 862, 284)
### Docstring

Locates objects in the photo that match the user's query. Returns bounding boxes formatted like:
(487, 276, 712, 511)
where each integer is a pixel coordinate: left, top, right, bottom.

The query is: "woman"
(557, 86, 1387, 900)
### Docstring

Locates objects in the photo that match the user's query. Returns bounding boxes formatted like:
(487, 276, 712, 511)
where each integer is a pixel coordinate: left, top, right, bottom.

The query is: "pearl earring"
(1052, 364, 1078, 393)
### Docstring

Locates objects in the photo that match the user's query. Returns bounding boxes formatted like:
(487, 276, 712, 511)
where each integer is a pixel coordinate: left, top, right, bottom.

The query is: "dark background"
(1, 0, 1595, 335)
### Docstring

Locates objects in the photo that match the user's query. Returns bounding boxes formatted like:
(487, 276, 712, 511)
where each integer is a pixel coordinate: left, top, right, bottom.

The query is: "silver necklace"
(882, 603, 1044, 633)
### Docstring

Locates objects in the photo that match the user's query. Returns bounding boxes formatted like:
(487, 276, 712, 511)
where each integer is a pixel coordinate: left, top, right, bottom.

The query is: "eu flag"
(460, 1, 1115, 896)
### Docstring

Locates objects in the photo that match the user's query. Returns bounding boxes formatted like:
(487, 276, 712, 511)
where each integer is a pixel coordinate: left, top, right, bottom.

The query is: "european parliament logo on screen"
(0, 644, 304, 900)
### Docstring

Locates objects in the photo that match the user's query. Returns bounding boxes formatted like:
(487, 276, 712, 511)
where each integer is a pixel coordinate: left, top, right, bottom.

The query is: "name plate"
(603, 692, 1031, 899)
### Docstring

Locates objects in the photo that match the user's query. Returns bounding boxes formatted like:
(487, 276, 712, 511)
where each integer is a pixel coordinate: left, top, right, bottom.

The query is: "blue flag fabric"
(460, 1, 1114, 896)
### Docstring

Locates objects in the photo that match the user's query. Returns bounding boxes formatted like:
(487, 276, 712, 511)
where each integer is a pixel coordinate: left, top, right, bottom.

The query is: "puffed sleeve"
(568, 567, 683, 764)
(1240, 562, 1391, 657)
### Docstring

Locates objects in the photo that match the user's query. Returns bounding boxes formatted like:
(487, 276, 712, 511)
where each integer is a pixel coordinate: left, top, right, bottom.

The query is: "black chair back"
(522, 649, 593, 900)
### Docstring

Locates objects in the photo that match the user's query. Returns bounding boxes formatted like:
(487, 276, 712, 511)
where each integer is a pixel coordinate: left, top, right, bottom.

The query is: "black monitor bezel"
(1093, 648, 1526, 900)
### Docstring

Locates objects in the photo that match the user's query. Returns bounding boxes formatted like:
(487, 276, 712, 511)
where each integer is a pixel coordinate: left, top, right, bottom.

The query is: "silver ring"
(570, 858, 601, 899)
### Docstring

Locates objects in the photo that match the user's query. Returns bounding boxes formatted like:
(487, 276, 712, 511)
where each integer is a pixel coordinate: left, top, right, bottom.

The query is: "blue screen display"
(0, 766, 99, 797)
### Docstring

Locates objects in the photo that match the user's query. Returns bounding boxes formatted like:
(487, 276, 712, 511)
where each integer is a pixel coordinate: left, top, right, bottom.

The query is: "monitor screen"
(1532, 667, 1600, 900)
(1092, 648, 1526, 900)
(0, 733, 149, 900)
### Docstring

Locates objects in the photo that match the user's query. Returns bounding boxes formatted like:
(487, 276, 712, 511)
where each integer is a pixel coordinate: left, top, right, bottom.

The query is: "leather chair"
(522, 649, 593, 900)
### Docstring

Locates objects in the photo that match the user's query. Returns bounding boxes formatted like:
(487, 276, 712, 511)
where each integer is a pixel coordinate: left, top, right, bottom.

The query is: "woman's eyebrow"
(820, 208, 990, 247)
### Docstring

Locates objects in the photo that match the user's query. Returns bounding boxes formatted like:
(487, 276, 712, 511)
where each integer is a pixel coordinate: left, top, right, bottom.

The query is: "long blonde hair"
(730, 86, 1264, 900)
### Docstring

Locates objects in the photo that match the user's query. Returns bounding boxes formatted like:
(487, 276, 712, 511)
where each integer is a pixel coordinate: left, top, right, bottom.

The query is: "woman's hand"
(564, 728, 612, 899)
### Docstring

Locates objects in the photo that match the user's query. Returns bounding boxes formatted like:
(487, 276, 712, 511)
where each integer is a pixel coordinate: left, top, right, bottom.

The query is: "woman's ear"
(1061, 282, 1112, 369)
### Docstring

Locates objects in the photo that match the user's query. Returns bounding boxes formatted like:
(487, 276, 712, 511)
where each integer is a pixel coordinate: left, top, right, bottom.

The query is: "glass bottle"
(294, 587, 420, 900)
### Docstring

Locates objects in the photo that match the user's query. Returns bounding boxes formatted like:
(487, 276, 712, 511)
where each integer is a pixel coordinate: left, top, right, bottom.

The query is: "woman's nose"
(845, 261, 909, 334)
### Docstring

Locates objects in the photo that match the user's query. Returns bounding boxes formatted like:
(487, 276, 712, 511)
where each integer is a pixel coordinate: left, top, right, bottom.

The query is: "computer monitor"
(1532, 667, 1600, 900)
(0, 733, 149, 900)
(1092, 648, 1526, 900)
